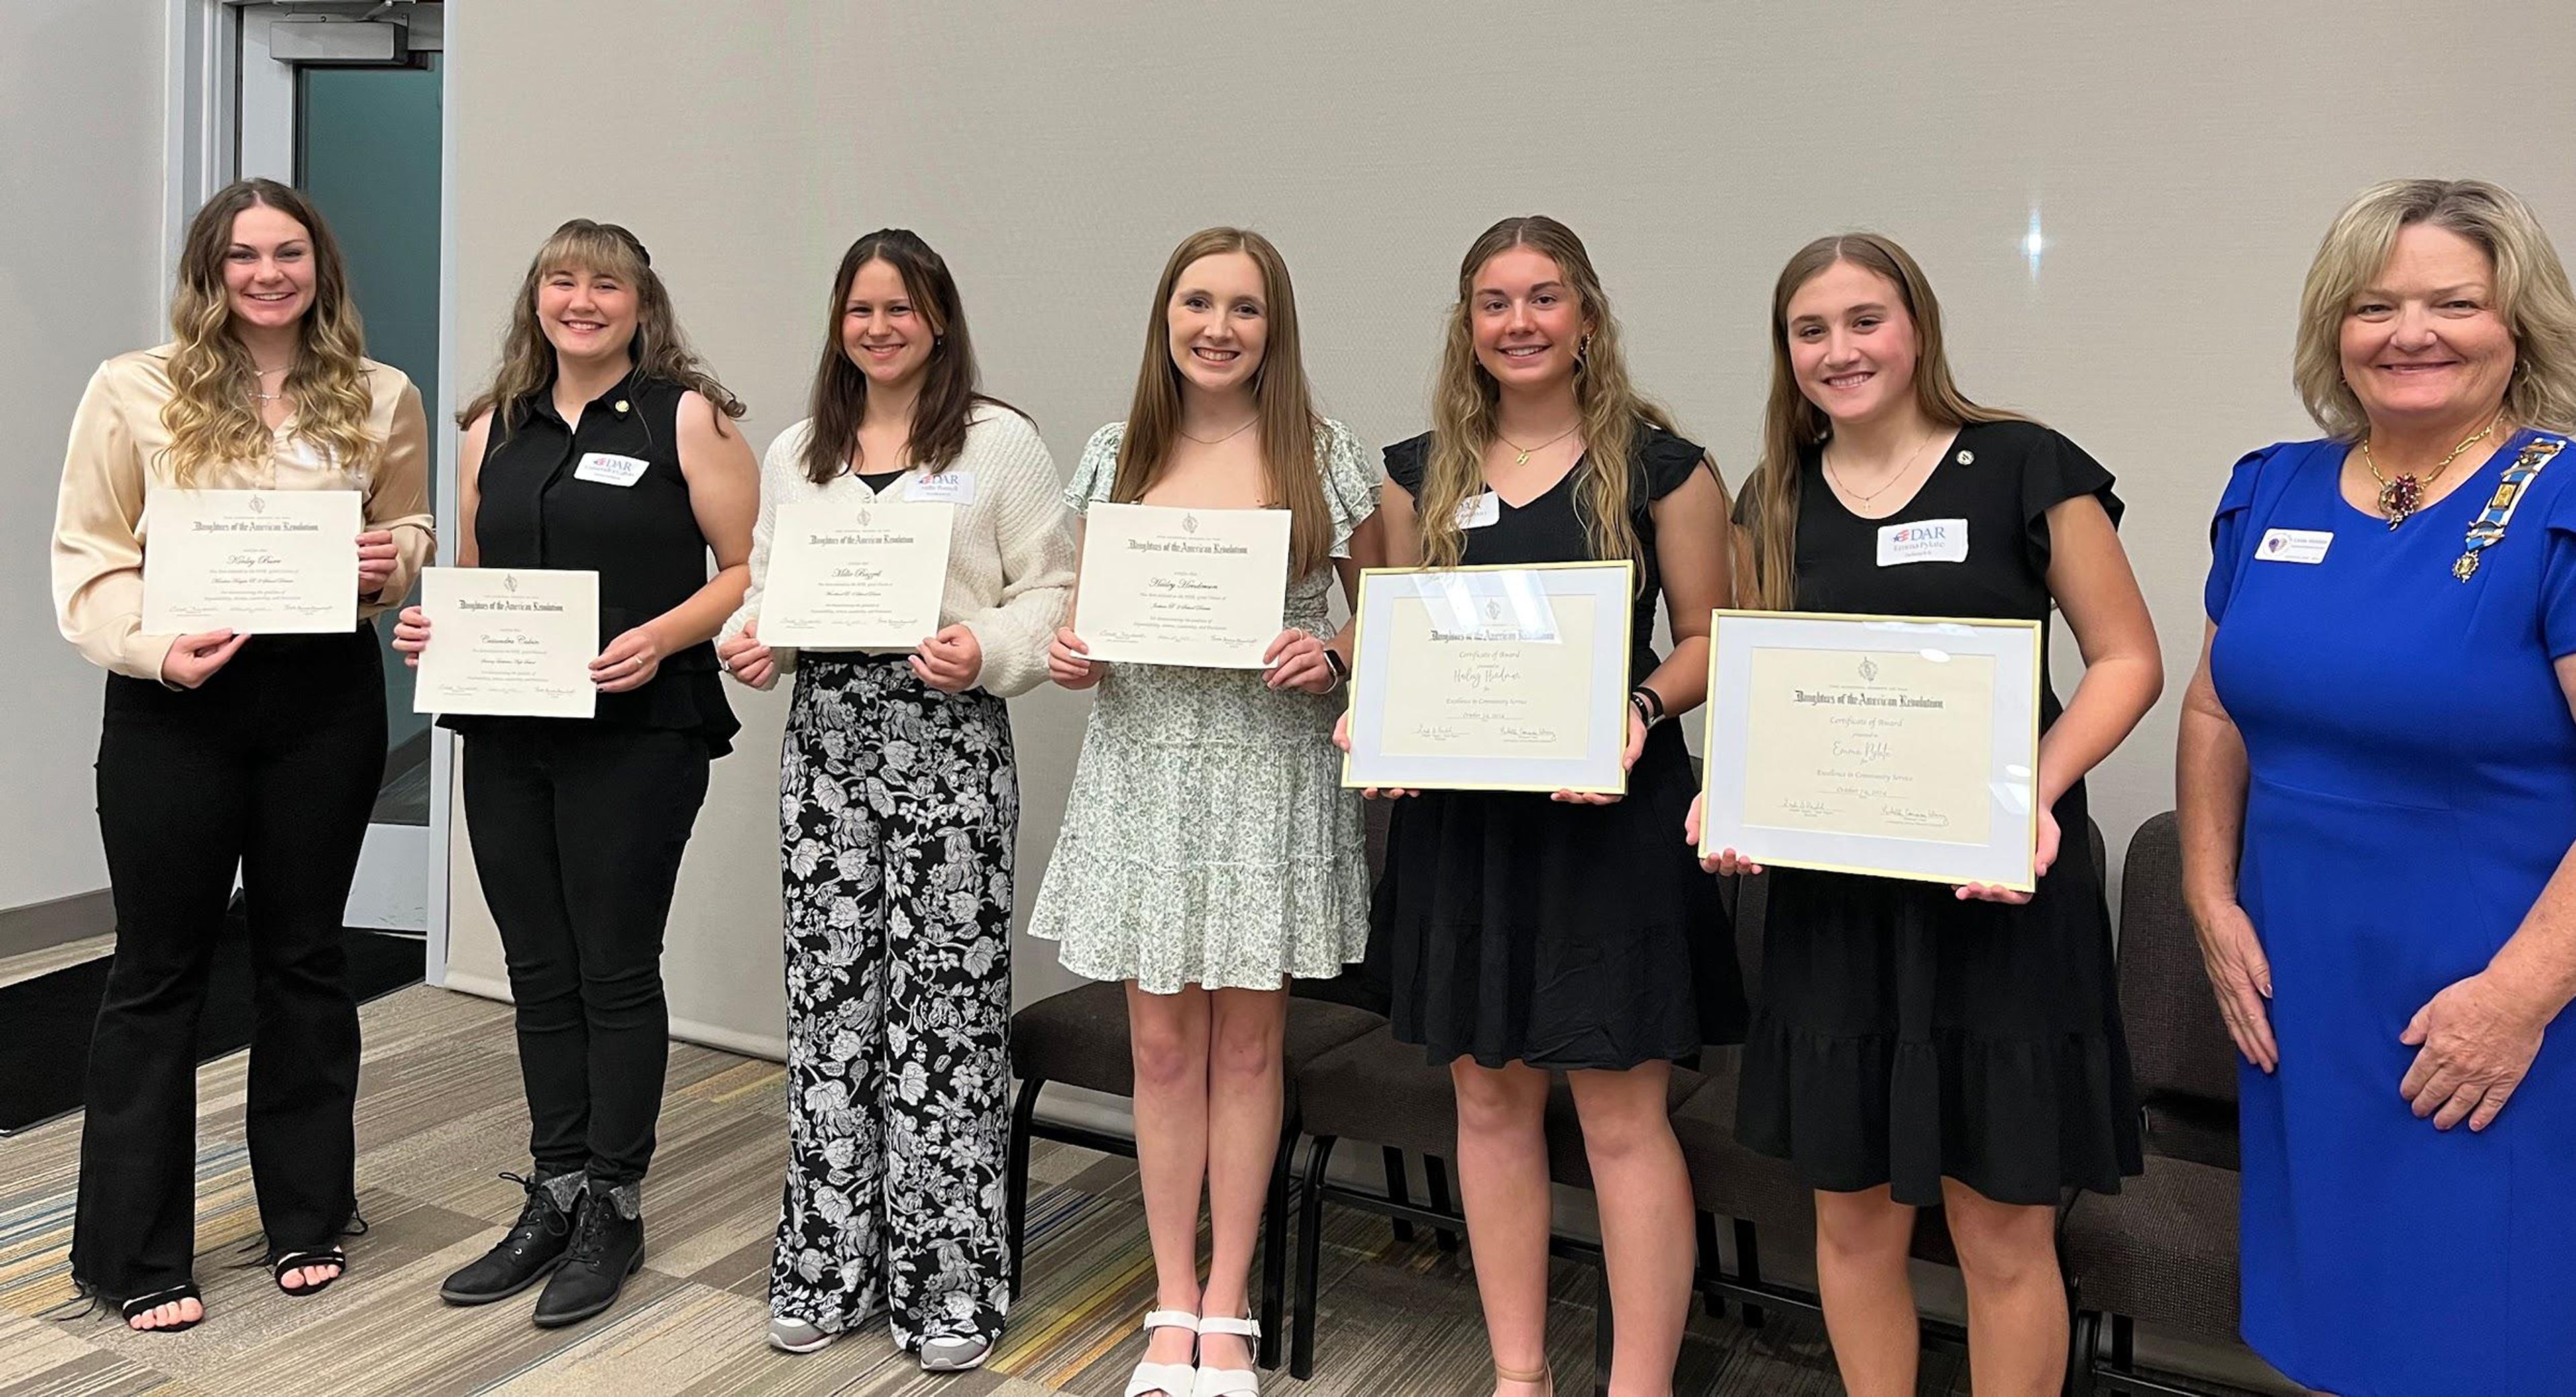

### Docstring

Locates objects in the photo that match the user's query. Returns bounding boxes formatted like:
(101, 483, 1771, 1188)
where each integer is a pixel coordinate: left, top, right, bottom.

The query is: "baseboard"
(0, 888, 115, 960)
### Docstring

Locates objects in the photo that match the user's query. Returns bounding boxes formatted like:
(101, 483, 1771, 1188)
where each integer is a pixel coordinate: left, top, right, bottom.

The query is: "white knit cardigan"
(717, 405, 1075, 698)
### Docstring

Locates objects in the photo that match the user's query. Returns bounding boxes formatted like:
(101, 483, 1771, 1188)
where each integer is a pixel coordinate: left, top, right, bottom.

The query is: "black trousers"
(461, 722, 709, 1185)
(72, 630, 384, 1299)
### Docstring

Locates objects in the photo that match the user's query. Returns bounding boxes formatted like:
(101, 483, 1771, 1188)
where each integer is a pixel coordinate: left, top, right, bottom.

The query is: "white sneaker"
(767, 1316, 836, 1353)
(1124, 1308, 1199, 1397)
(919, 1333, 992, 1372)
(1192, 1314, 1260, 1396)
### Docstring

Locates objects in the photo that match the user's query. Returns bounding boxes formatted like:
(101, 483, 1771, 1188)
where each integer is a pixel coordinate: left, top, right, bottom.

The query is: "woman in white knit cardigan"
(716, 229, 1072, 1370)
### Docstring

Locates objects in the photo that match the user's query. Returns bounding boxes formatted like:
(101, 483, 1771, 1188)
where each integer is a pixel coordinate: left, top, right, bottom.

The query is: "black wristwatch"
(1323, 648, 1350, 688)
(1629, 685, 1666, 727)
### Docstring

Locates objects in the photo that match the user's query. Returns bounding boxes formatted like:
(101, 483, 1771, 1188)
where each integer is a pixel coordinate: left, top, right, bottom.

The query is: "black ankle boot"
(439, 1170, 583, 1305)
(531, 1178, 643, 1329)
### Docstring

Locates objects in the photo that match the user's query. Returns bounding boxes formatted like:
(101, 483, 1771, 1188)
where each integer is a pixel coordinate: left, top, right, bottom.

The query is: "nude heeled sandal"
(1192, 1313, 1262, 1396)
(1125, 1308, 1200, 1397)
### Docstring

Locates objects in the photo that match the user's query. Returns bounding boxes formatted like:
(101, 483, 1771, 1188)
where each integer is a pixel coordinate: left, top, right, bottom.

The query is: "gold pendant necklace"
(1497, 424, 1579, 468)
(2364, 415, 2501, 529)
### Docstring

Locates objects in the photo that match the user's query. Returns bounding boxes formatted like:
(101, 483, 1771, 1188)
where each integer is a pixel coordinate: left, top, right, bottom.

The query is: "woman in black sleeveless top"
(393, 220, 757, 1330)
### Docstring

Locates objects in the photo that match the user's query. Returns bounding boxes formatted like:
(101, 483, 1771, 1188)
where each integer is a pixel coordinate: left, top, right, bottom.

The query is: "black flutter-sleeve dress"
(1373, 424, 1748, 1070)
(1731, 419, 2141, 1206)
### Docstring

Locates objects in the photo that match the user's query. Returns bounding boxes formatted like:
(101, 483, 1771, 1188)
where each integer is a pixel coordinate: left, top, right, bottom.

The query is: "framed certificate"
(413, 566, 600, 719)
(140, 488, 361, 634)
(1698, 610, 2042, 891)
(757, 497, 954, 650)
(1075, 501, 1291, 668)
(1341, 561, 1636, 795)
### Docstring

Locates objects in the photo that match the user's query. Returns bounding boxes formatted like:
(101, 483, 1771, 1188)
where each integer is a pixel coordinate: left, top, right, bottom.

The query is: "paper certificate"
(140, 488, 361, 634)
(757, 498, 955, 650)
(1700, 611, 2041, 890)
(413, 567, 599, 719)
(1075, 502, 1290, 668)
(1342, 562, 1636, 794)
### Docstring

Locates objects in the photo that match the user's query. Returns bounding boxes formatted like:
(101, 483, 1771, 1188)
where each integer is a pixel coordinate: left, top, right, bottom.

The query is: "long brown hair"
(1417, 215, 1679, 570)
(1106, 227, 1332, 578)
(800, 229, 1024, 484)
(460, 219, 745, 437)
(161, 178, 380, 486)
(1739, 232, 2025, 609)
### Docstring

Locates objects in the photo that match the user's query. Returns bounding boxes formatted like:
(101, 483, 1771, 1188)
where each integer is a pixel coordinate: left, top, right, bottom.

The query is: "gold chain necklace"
(1177, 417, 1258, 446)
(2364, 415, 2501, 529)
(1825, 430, 1941, 507)
(1497, 423, 1579, 468)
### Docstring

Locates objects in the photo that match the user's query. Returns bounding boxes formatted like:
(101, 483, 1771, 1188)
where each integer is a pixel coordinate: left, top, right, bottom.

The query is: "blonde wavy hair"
(1105, 227, 1333, 578)
(2295, 178, 2576, 441)
(1737, 233, 2026, 611)
(461, 219, 745, 437)
(1415, 216, 1679, 570)
(160, 179, 380, 486)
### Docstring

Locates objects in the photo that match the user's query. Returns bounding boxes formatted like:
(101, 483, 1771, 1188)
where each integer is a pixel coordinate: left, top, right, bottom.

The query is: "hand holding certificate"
(1340, 562, 1636, 794)
(142, 488, 362, 635)
(412, 567, 600, 719)
(1073, 503, 1289, 668)
(1696, 611, 2042, 891)
(757, 498, 955, 650)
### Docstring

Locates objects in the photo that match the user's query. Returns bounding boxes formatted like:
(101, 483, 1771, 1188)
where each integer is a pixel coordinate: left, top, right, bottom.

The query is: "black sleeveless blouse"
(455, 371, 737, 754)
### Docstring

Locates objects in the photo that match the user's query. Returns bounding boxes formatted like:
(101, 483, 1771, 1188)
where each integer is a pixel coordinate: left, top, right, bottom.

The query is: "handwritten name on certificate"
(413, 568, 598, 719)
(1076, 503, 1289, 668)
(1376, 594, 1597, 760)
(758, 499, 954, 650)
(1740, 646, 1995, 845)
(141, 488, 360, 634)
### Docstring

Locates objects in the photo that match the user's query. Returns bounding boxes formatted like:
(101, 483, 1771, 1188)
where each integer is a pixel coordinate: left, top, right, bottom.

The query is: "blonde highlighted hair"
(160, 178, 381, 486)
(1736, 232, 2025, 611)
(1415, 216, 1680, 571)
(2295, 178, 2576, 440)
(1106, 227, 1332, 578)
(461, 219, 745, 437)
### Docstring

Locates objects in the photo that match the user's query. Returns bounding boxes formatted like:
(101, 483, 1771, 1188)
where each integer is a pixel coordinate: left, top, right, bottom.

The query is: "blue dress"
(2206, 428, 2576, 1397)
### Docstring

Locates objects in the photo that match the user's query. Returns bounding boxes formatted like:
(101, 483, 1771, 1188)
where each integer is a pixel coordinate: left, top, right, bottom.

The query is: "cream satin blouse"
(51, 344, 435, 679)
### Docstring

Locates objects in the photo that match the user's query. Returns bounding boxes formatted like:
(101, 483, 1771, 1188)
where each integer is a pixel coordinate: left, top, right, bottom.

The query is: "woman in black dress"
(1692, 232, 2158, 1396)
(1351, 215, 1744, 1397)
(394, 219, 757, 1330)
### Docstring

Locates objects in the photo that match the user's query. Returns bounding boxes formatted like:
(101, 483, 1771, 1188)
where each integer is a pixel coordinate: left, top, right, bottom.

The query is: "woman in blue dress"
(2180, 177, 2576, 1396)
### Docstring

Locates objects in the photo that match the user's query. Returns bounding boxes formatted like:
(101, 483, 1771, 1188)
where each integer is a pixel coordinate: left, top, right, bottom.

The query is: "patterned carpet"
(0, 982, 1939, 1396)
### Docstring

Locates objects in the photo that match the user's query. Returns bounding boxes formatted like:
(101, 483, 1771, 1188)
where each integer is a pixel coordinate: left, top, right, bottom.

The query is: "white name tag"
(903, 470, 976, 505)
(2256, 527, 2333, 564)
(573, 452, 651, 487)
(1876, 517, 1968, 566)
(1455, 492, 1501, 529)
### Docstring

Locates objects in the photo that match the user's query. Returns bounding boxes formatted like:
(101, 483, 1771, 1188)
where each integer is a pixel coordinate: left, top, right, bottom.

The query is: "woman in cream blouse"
(50, 178, 431, 1333)
(716, 229, 1073, 1369)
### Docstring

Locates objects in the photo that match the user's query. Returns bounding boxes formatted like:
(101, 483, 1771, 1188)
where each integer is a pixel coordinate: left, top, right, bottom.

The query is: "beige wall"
(3, 1, 166, 911)
(443, 0, 2576, 1049)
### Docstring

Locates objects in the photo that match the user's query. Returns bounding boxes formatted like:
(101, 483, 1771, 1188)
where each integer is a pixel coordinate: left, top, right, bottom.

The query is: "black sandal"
(117, 1282, 205, 1332)
(269, 1247, 347, 1297)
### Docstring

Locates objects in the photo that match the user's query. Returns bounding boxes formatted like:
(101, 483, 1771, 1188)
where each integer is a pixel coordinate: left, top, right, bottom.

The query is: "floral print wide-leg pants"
(767, 654, 1016, 1349)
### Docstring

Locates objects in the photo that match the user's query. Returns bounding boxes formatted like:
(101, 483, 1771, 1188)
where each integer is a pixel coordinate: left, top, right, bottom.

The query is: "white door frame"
(162, 0, 452, 955)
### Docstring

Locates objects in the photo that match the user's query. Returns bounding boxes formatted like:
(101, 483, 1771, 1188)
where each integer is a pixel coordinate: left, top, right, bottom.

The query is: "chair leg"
(1422, 1153, 1460, 1251)
(2066, 1310, 2100, 1397)
(1005, 1076, 1043, 1300)
(1257, 1112, 1294, 1371)
(1383, 1146, 1414, 1243)
(1593, 1263, 1615, 1397)
(1291, 1135, 1340, 1380)
(1693, 1211, 1725, 1321)
(2109, 1313, 2134, 1370)
(1731, 1217, 1765, 1329)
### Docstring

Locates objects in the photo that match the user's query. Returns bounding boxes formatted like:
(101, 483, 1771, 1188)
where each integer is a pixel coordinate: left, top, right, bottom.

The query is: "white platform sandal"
(1124, 1308, 1201, 1397)
(1191, 1313, 1260, 1396)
